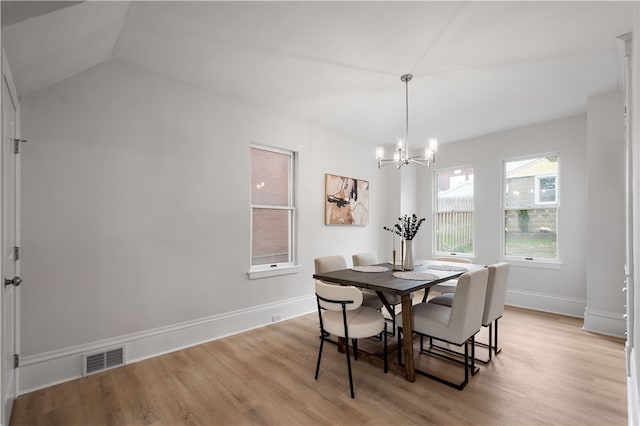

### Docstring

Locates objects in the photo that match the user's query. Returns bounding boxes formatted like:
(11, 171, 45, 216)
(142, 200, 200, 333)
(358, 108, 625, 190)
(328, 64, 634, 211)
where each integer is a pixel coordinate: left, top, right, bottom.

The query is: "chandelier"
(376, 74, 438, 170)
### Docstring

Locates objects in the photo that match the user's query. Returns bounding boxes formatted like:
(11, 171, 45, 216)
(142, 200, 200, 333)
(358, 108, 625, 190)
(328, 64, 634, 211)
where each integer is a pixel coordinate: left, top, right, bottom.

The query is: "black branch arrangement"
(383, 214, 426, 240)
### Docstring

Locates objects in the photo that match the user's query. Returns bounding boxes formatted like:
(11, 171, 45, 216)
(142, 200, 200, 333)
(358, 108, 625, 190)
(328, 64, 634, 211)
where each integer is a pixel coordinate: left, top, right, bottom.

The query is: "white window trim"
(434, 253, 477, 263)
(248, 265, 301, 280)
(498, 256, 563, 269)
(248, 144, 298, 278)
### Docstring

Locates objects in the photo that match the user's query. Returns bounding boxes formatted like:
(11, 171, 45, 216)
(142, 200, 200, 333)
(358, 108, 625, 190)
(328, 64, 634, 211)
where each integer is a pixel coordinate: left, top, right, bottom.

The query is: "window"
(535, 175, 557, 204)
(250, 145, 295, 271)
(434, 167, 474, 254)
(503, 154, 559, 260)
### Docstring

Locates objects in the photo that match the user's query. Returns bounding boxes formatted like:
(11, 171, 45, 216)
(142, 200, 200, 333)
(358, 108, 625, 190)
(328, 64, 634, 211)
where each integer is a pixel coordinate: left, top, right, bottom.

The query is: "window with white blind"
(434, 167, 474, 255)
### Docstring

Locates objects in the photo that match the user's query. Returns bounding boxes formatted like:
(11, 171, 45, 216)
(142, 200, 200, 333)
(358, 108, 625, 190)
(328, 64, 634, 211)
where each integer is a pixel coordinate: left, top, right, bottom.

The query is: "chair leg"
(414, 334, 475, 390)
(352, 339, 358, 360)
(462, 339, 469, 387)
(344, 337, 355, 398)
(488, 323, 493, 361)
(397, 327, 403, 365)
(384, 322, 388, 373)
(494, 318, 502, 354)
(474, 319, 501, 362)
(471, 335, 479, 376)
(389, 304, 396, 336)
(315, 332, 324, 380)
(428, 330, 493, 366)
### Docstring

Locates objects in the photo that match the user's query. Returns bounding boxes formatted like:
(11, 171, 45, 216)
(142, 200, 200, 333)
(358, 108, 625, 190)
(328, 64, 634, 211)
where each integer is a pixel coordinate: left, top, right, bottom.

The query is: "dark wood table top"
(313, 259, 485, 295)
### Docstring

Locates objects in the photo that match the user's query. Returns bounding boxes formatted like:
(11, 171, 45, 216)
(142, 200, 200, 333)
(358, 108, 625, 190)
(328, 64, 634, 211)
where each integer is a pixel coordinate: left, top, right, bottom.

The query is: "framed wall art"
(324, 173, 369, 225)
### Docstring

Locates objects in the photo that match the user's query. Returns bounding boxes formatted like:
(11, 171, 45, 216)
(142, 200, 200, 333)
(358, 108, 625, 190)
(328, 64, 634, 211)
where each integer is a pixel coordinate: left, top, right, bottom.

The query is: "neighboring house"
(505, 157, 558, 233)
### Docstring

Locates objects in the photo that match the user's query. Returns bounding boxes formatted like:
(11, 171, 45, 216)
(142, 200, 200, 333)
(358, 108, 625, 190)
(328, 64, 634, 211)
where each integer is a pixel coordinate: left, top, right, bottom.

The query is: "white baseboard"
(506, 289, 626, 337)
(583, 307, 627, 338)
(18, 295, 316, 395)
(505, 288, 586, 318)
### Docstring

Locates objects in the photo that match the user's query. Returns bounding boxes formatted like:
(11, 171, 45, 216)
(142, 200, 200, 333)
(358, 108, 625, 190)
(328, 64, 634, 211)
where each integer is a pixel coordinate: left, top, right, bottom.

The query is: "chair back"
(483, 263, 510, 326)
(434, 256, 472, 264)
(315, 281, 363, 311)
(314, 255, 347, 274)
(352, 252, 378, 266)
(448, 268, 489, 343)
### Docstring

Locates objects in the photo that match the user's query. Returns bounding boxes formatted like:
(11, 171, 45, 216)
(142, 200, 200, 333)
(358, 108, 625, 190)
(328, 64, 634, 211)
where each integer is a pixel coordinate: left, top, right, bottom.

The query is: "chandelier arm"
(377, 158, 398, 168)
(407, 154, 434, 161)
(408, 158, 431, 167)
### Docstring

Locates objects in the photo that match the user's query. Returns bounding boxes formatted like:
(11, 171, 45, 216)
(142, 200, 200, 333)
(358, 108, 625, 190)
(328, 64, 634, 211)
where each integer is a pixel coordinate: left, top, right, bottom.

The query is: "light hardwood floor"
(10, 306, 627, 426)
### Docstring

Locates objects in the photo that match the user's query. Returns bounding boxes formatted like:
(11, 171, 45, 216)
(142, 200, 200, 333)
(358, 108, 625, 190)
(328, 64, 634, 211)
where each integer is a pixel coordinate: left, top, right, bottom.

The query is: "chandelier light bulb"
(376, 146, 384, 160)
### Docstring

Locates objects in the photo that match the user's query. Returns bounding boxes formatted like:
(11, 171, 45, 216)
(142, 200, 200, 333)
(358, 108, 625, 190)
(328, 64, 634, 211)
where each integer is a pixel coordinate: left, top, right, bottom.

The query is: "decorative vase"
(403, 239, 414, 270)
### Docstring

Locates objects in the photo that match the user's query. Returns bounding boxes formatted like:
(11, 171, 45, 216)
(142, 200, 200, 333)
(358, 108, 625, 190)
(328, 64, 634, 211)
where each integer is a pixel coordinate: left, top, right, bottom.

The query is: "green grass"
(505, 236, 557, 258)
(437, 233, 556, 258)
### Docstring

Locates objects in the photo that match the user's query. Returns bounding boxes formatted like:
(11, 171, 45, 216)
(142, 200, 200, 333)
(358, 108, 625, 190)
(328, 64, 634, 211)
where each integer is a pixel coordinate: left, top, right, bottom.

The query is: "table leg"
(375, 291, 393, 318)
(421, 286, 431, 303)
(400, 293, 415, 382)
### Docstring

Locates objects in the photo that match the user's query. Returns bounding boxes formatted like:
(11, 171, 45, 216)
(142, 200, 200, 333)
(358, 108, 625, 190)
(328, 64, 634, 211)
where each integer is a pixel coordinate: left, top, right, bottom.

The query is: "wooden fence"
(436, 196, 473, 252)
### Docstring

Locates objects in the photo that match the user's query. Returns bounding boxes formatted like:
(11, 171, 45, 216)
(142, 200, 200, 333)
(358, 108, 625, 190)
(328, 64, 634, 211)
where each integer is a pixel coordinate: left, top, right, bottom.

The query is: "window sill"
(499, 257, 562, 269)
(434, 253, 476, 262)
(248, 265, 301, 280)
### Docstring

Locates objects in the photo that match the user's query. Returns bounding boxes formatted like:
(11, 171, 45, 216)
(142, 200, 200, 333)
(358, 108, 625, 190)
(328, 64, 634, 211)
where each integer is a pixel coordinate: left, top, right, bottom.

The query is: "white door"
(1, 54, 20, 426)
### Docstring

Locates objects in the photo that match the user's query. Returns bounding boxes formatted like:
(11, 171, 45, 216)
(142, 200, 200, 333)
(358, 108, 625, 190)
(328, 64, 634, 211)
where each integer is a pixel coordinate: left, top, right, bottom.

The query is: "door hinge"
(12, 246, 19, 261)
(13, 138, 27, 154)
(13, 354, 19, 368)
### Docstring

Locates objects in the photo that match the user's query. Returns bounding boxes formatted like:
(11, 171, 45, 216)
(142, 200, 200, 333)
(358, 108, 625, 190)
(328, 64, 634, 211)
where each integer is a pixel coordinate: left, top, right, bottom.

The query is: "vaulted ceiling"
(1, 1, 634, 146)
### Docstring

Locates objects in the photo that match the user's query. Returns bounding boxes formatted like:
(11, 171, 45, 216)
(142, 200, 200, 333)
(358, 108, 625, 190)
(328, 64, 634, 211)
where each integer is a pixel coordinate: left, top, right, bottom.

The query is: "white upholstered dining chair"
(314, 255, 383, 310)
(314, 281, 387, 398)
(429, 262, 510, 362)
(397, 267, 489, 390)
(352, 252, 403, 334)
(428, 256, 473, 295)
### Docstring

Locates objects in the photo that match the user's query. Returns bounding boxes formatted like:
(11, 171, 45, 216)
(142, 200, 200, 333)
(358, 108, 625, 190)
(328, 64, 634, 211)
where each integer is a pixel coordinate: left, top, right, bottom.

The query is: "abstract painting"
(324, 174, 369, 225)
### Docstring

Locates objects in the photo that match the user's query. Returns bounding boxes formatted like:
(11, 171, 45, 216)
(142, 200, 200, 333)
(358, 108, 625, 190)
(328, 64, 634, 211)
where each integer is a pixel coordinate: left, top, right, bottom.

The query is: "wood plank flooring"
(10, 306, 627, 426)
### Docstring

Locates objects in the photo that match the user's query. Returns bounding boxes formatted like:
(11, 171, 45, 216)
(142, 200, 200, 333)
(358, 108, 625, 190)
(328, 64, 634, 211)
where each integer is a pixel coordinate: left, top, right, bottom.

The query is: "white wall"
(18, 59, 384, 391)
(16, 57, 629, 393)
(585, 90, 626, 336)
(377, 165, 402, 261)
(416, 115, 590, 317)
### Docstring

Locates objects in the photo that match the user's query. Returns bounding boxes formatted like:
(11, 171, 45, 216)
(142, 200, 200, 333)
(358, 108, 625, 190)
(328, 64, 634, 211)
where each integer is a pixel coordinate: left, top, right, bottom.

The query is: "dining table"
(313, 259, 485, 382)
